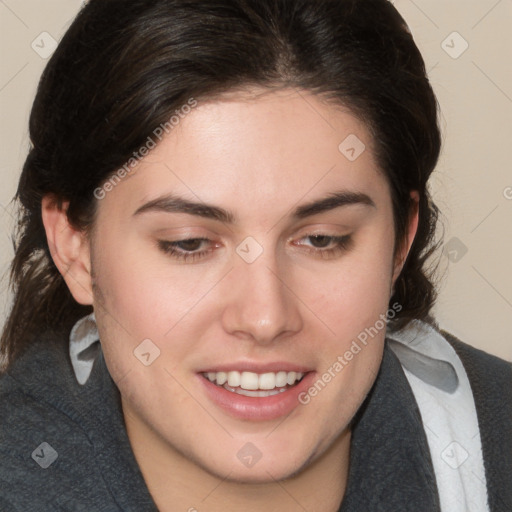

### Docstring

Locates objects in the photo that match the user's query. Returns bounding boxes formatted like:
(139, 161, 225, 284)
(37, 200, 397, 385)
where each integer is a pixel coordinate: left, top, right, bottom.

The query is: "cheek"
(92, 236, 208, 334)
(298, 260, 390, 445)
(90, 235, 227, 383)
(304, 232, 395, 339)
(295, 226, 394, 416)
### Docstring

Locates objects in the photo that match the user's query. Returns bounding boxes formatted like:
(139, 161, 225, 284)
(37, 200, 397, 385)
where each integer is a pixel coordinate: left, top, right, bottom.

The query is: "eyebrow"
(133, 195, 234, 223)
(293, 191, 376, 218)
(133, 190, 375, 223)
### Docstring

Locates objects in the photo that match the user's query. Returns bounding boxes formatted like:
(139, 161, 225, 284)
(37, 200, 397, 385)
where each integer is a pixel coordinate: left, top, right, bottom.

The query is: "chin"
(189, 432, 324, 484)
(213, 457, 309, 484)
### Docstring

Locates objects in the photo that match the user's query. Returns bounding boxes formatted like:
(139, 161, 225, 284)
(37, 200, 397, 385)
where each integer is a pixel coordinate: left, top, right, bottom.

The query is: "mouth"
(202, 370, 306, 397)
(197, 367, 315, 421)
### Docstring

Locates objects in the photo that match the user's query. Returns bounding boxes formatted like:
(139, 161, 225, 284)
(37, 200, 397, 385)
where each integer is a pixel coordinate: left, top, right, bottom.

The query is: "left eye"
(172, 238, 208, 252)
(303, 235, 337, 248)
(300, 234, 350, 249)
(293, 234, 352, 258)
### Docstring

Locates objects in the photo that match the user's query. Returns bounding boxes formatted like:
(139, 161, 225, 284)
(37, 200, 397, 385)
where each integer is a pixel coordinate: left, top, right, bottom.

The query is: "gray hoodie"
(0, 332, 510, 511)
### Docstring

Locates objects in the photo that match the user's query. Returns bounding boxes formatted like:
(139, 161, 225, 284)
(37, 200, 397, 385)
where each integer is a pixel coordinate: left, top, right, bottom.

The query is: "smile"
(202, 370, 305, 397)
(198, 368, 315, 421)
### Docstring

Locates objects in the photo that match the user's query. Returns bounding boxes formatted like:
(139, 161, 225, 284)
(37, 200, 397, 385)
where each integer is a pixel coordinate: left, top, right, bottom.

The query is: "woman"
(1, 0, 510, 510)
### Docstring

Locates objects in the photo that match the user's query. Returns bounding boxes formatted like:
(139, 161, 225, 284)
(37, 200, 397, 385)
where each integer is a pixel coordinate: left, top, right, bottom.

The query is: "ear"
(41, 195, 93, 305)
(392, 191, 420, 284)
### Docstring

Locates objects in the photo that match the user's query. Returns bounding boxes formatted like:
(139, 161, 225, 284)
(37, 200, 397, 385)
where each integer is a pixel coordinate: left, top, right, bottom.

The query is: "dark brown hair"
(1, 0, 441, 368)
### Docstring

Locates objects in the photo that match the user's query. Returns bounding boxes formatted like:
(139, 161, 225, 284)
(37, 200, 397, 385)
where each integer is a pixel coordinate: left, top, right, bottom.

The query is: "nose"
(221, 254, 303, 345)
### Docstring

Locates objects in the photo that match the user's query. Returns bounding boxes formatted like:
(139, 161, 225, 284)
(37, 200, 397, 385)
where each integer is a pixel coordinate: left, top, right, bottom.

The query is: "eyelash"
(158, 234, 352, 262)
(294, 234, 352, 259)
(158, 238, 215, 263)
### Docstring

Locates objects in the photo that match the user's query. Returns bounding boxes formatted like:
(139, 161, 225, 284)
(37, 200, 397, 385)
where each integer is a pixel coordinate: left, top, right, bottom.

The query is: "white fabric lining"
(387, 320, 490, 512)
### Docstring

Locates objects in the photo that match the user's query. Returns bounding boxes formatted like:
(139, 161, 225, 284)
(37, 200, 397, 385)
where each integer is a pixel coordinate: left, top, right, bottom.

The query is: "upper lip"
(198, 361, 313, 374)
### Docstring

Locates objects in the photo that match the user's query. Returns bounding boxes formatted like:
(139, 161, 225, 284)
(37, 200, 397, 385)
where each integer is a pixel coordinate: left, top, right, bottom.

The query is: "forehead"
(97, 88, 388, 221)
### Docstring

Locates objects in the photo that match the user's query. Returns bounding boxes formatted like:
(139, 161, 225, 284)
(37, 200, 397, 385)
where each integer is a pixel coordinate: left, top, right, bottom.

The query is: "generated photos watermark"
(298, 302, 402, 405)
(93, 98, 198, 200)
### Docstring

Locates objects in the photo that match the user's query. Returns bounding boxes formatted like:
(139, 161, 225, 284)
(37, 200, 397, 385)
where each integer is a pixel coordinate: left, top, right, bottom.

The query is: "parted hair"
(1, 0, 441, 367)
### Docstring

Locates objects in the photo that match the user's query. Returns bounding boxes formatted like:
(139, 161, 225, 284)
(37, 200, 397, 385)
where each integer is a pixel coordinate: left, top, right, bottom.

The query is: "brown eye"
(308, 235, 332, 248)
(158, 237, 215, 262)
(176, 238, 205, 251)
(292, 233, 352, 260)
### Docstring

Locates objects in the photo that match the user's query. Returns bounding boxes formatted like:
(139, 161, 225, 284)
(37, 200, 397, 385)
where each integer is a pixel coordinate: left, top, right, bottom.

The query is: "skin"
(42, 88, 418, 511)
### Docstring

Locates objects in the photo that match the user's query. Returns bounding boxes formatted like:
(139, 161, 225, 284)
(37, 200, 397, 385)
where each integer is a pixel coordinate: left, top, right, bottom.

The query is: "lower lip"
(197, 372, 316, 421)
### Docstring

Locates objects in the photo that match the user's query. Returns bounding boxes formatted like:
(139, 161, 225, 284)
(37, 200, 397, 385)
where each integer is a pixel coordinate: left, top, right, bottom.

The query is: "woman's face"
(90, 88, 410, 482)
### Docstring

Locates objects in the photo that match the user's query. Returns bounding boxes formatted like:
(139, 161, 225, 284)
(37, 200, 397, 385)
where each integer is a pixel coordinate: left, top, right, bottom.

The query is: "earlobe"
(392, 191, 420, 283)
(41, 195, 93, 305)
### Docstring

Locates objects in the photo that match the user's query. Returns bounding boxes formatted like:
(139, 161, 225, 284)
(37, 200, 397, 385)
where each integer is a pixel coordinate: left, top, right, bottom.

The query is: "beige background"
(0, 1, 511, 360)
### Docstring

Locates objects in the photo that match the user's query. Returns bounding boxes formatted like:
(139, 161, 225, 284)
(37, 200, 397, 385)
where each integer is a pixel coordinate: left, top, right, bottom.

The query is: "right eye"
(158, 238, 218, 262)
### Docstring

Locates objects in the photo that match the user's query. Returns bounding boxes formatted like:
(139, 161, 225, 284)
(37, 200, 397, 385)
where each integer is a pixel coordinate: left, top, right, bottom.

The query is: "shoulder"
(0, 337, 156, 511)
(0, 341, 117, 510)
(441, 331, 512, 512)
(441, 330, 512, 421)
(441, 330, 512, 383)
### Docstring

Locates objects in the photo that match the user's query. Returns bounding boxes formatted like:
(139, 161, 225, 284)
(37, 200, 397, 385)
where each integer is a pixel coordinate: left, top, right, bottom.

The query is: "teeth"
(286, 371, 297, 385)
(223, 384, 289, 397)
(259, 372, 276, 390)
(227, 371, 240, 387)
(275, 371, 288, 387)
(240, 371, 259, 390)
(216, 371, 227, 386)
(204, 370, 305, 391)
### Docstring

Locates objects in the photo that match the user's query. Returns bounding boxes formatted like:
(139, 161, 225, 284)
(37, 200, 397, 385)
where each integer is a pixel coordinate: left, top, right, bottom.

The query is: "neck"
(123, 404, 351, 512)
